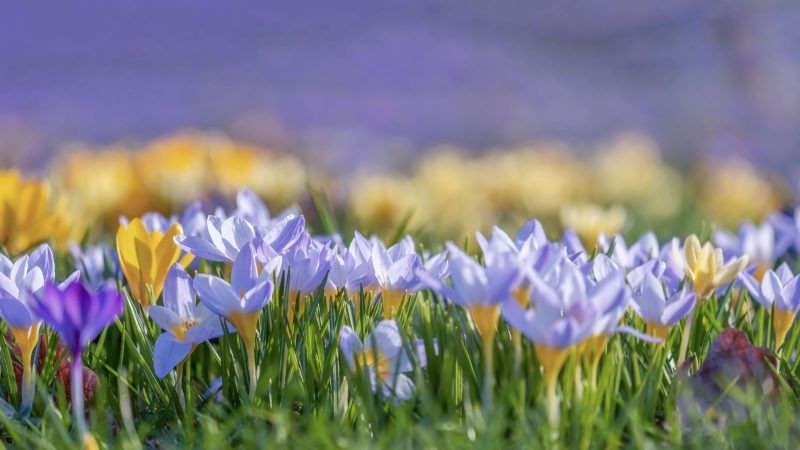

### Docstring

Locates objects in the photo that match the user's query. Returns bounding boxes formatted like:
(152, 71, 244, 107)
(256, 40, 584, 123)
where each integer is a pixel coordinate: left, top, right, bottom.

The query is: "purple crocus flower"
(629, 267, 696, 341)
(504, 264, 633, 349)
(714, 221, 782, 273)
(30, 281, 124, 358)
(418, 243, 519, 341)
(598, 232, 660, 270)
(339, 320, 429, 401)
(515, 219, 548, 249)
(268, 237, 334, 296)
(0, 244, 58, 330)
(252, 214, 308, 264)
(175, 215, 256, 263)
(193, 243, 272, 341)
(770, 208, 800, 257)
(561, 229, 589, 265)
(0, 244, 78, 412)
(149, 265, 227, 378)
(69, 243, 117, 290)
(29, 280, 123, 445)
(740, 263, 800, 348)
(193, 242, 273, 396)
(325, 249, 373, 295)
(369, 237, 422, 318)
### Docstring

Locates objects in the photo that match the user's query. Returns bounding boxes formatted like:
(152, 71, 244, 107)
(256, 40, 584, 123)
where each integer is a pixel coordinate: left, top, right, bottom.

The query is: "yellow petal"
(712, 256, 749, 287)
(684, 235, 701, 276)
(151, 223, 183, 299)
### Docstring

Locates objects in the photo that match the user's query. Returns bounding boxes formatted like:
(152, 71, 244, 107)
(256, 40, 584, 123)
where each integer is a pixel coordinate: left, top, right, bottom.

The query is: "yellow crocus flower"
(116, 218, 189, 309)
(0, 171, 79, 255)
(683, 234, 749, 299)
(560, 203, 627, 249)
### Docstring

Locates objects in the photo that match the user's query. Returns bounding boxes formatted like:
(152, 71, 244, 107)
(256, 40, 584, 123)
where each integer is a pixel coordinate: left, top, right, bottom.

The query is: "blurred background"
(1, 1, 798, 242)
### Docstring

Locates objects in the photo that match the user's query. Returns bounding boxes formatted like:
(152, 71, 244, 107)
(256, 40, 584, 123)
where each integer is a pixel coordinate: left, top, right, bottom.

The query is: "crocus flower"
(233, 188, 301, 230)
(116, 218, 188, 309)
(325, 249, 373, 296)
(0, 244, 66, 411)
(149, 265, 226, 378)
(740, 263, 800, 349)
(194, 243, 273, 396)
(683, 234, 749, 299)
(252, 214, 308, 263)
(268, 238, 333, 322)
(339, 320, 428, 401)
(174, 215, 255, 263)
(70, 243, 117, 289)
(0, 171, 78, 255)
(770, 208, 800, 256)
(124, 204, 206, 268)
(29, 280, 123, 448)
(629, 266, 696, 341)
(560, 203, 627, 249)
(369, 238, 422, 319)
(598, 232, 660, 270)
(503, 262, 645, 423)
(418, 243, 519, 409)
(419, 243, 519, 343)
(714, 221, 781, 280)
(678, 235, 748, 365)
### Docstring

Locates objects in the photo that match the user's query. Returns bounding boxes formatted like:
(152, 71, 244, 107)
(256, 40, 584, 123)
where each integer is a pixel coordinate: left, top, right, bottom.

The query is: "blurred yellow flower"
(592, 133, 682, 220)
(349, 174, 418, 238)
(138, 133, 211, 205)
(560, 203, 627, 249)
(696, 159, 781, 228)
(683, 234, 748, 299)
(210, 146, 306, 210)
(51, 149, 151, 228)
(116, 218, 189, 309)
(0, 171, 79, 255)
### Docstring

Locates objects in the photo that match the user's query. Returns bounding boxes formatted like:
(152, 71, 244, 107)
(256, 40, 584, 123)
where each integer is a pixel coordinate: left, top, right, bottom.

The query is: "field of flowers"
(0, 132, 798, 449)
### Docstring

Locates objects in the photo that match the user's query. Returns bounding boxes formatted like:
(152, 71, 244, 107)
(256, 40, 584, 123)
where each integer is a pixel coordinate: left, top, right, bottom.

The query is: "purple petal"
(153, 333, 193, 378)
(148, 305, 181, 332)
(231, 243, 258, 294)
(193, 275, 241, 317)
(174, 235, 228, 262)
(339, 325, 363, 368)
(241, 280, 274, 313)
(162, 265, 195, 318)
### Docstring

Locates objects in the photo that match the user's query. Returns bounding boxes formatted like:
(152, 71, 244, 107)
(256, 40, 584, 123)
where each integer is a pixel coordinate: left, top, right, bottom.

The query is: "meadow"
(0, 132, 798, 449)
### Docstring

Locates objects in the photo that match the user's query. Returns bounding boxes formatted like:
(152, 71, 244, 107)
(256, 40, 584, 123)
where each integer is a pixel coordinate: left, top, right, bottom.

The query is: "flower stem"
(70, 353, 89, 443)
(176, 361, 186, 411)
(677, 313, 695, 367)
(546, 375, 559, 428)
(481, 334, 495, 415)
(512, 329, 523, 376)
(20, 349, 35, 415)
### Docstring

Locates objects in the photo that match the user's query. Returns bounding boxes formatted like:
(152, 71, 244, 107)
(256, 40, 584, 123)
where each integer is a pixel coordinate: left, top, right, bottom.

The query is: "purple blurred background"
(1, 1, 799, 171)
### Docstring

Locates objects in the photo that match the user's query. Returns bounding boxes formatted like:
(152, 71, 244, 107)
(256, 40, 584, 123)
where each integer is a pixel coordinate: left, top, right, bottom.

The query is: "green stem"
(70, 354, 89, 442)
(176, 361, 186, 411)
(481, 335, 494, 415)
(20, 351, 35, 415)
(677, 313, 695, 367)
(546, 376, 560, 430)
(512, 330, 523, 377)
